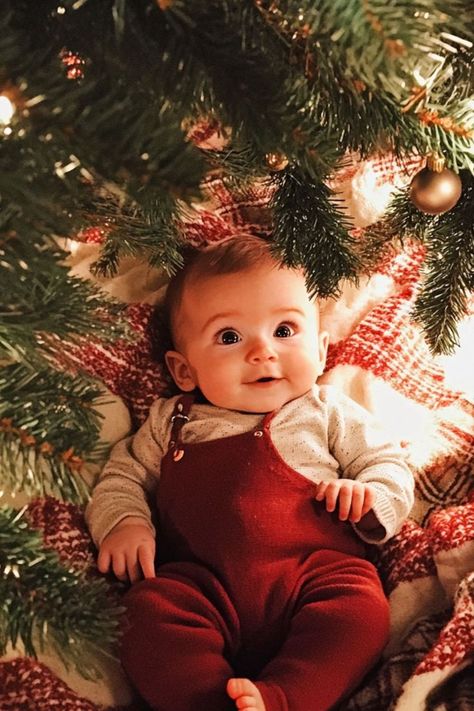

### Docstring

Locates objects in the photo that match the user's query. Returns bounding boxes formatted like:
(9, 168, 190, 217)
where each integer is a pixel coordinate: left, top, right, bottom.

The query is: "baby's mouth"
(245, 375, 282, 385)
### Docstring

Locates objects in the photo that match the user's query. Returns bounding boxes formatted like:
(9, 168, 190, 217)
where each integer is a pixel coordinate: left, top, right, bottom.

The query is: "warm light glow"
(0, 95, 15, 124)
(68, 239, 80, 256)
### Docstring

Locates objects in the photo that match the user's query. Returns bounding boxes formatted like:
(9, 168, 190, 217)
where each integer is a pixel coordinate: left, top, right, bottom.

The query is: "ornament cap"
(426, 152, 445, 173)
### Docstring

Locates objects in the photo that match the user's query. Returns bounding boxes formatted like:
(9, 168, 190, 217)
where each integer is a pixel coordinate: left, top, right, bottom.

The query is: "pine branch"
(255, 1, 473, 162)
(418, 98, 474, 173)
(3, 0, 472, 171)
(412, 171, 474, 354)
(271, 168, 361, 297)
(0, 430, 90, 503)
(361, 187, 434, 269)
(0, 363, 110, 502)
(0, 505, 123, 679)
(1, 234, 128, 497)
(0, 132, 85, 241)
(0, 2, 207, 239)
(0, 235, 127, 369)
(2, 1, 471, 210)
(90, 191, 188, 277)
(283, 0, 472, 89)
(362, 180, 473, 354)
(161, 1, 303, 153)
(383, 187, 438, 241)
(205, 144, 269, 187)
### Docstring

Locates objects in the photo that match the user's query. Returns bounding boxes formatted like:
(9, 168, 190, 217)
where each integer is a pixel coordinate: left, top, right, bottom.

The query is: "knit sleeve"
(321, 386, 415, 544)
(85, 397, 173, 547)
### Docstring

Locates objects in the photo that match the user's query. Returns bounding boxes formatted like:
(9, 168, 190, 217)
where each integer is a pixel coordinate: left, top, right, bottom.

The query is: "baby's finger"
(112, 553, 129, 582)
(126, 555, 142, 584)
(348, 483, 365, 522)
(97, 548, 111, 574)
(314, 481, 328, 501)
(322, 481, 339, 513)
(337, 485, 353, 521)
(138, 544, 156, 579)
(361, 486, 377, 517)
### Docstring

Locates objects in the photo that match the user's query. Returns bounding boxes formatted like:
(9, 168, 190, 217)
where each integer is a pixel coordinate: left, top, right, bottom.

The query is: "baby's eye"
(274, 323, 295, 338)
(216, 329, 241, 345)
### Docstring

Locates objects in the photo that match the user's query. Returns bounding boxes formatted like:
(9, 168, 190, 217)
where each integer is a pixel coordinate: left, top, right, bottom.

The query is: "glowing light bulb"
(0, 95, 15, 124)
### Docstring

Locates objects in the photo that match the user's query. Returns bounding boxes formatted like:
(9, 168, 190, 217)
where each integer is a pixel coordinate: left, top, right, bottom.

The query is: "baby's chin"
(207, 391, 309, 415)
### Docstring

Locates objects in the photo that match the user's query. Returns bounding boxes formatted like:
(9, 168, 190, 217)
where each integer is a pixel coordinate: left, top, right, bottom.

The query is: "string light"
(54, 154, 81, 179)
(60, 48, 86, 80)
(0, 95, 15, 125)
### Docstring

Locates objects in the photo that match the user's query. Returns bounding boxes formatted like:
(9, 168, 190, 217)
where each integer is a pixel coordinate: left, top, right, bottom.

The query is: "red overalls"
(121, 395, 389, 711)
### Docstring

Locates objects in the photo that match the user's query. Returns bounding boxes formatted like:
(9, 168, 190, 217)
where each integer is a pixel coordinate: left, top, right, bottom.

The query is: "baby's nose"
(247, 338, 277, 362)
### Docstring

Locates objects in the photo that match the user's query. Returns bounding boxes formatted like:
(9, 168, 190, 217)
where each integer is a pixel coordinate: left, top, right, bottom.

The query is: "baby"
(86, 234, 414, 711)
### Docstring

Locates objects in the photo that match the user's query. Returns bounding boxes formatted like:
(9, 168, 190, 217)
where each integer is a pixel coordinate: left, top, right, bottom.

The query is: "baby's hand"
(315, 480, 376, 523)
(97, 516, 156, 583)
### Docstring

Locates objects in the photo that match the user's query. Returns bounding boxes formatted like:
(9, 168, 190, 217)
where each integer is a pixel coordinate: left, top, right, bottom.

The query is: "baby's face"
(165, 263, 328, 413)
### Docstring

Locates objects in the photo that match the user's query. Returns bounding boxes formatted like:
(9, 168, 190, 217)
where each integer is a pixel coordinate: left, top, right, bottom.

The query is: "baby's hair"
(163, 234, 279, 348)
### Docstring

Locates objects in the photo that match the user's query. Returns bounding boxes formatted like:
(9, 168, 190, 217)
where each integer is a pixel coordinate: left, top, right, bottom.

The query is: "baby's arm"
(322, 387, 415, 544)
(86, 398, 169, 582)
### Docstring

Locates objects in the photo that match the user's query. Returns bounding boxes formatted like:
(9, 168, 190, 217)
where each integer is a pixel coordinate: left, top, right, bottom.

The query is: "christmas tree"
(0, 0, 473, 677)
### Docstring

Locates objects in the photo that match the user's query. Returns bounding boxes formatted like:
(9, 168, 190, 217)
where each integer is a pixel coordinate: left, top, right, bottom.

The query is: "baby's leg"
(121, 562, 240, 711)
(254, 550, 390, 711)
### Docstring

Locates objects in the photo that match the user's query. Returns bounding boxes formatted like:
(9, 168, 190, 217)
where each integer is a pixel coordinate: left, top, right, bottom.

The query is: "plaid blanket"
(1, 156, 473, 710)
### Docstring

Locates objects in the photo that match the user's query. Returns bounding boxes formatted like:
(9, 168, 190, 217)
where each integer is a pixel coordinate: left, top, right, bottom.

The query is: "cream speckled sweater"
(86, 385, 414, 546)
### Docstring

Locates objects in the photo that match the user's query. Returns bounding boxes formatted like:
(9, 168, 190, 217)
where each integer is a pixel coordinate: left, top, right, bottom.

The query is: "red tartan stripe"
(0, 658, 99, 711)
(429, 503, 474, 553)
(377, 520, 437, 592)
(326, 328, 459, 410)
(414, 596, 474, 673)
(437, 421, 474, 456)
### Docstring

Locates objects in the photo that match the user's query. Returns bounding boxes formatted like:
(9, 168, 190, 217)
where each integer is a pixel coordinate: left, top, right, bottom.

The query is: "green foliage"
(412, 171, 474, 354)
(0, 506, 123, 678)
(0, 236, 127, 368)
(0, 233, 128, 501)
(362, 173, 474, 354)
(1, 0, 471, 352)
(361, 188, 434, 270)
(0, 363, 110, 502)
(90, 190, 187, 278)
(271, 168, 361, 297)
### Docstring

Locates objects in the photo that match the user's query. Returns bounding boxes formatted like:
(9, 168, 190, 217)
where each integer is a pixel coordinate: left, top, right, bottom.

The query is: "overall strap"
(261, 407, 280, 430)
(168, 393, 194, 456)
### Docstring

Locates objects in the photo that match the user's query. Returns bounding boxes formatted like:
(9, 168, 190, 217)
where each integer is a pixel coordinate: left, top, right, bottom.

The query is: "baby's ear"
(164, 351, 196, 392)
(317, 331, 329, 374)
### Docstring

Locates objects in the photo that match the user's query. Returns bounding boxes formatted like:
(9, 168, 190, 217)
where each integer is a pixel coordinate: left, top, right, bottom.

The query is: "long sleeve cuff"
(352, 485, 398, 545)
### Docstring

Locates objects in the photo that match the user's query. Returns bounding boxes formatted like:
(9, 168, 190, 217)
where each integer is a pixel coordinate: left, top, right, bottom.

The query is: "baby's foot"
(226, 678, 266, 711)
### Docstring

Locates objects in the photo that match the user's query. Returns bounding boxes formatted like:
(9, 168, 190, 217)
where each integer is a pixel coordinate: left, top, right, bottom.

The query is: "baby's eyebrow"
(203, 307, 306, 332)
(273, 308, 305, 317)
(202, 312, 239, 331)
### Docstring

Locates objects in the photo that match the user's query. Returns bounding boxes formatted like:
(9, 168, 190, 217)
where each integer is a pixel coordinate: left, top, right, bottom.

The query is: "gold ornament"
(266, 152, 289, 171)
(409, 155, 462, 215)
